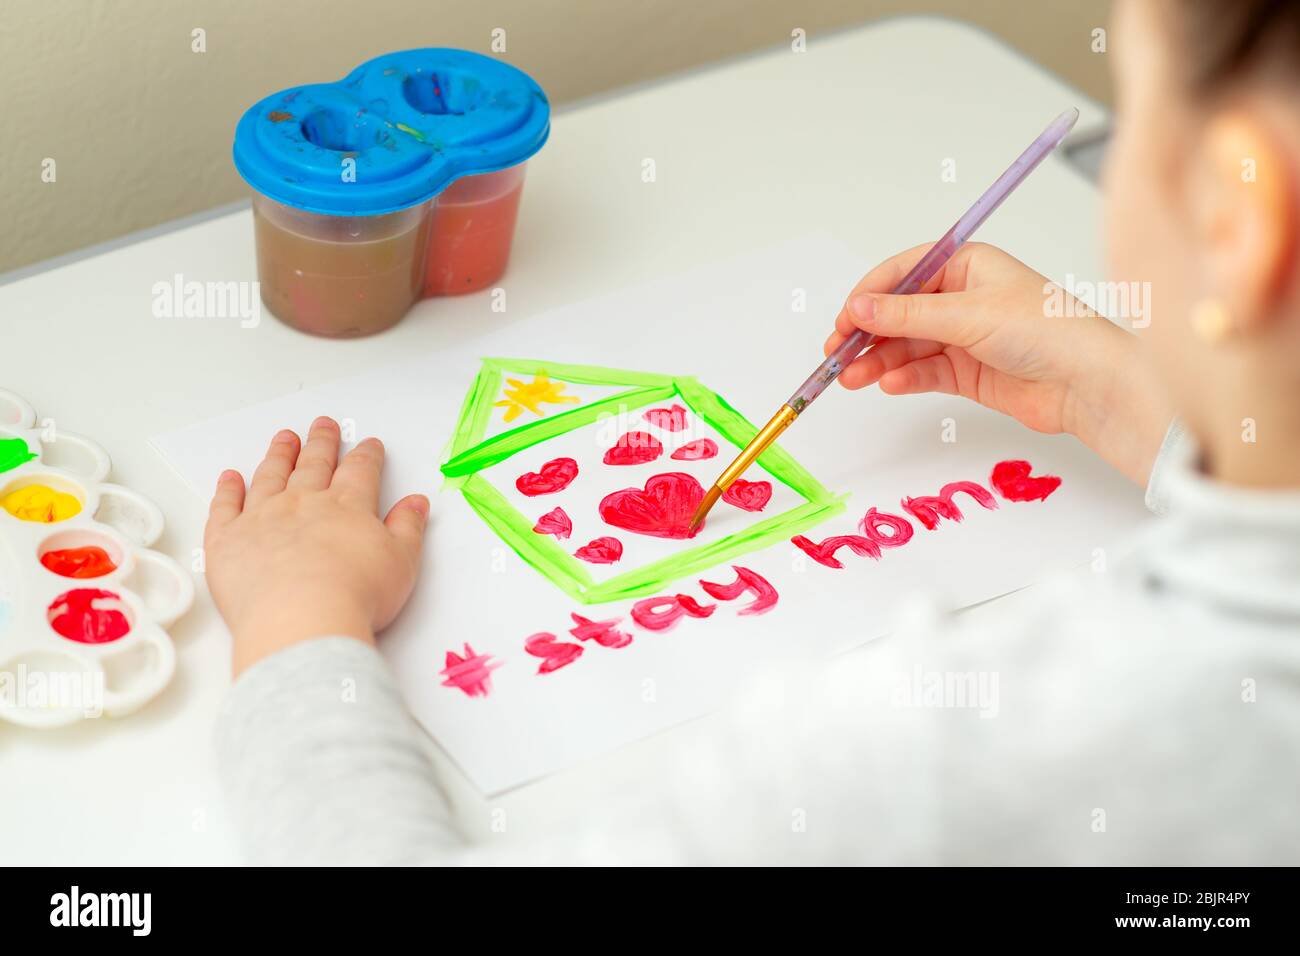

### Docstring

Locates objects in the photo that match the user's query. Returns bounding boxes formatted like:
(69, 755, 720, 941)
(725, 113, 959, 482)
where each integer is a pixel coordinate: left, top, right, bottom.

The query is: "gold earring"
(1191, 299, 1233, 343)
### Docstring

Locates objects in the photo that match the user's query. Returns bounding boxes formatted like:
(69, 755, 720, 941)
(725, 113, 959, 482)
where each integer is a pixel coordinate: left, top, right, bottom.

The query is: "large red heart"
(722, 479, 772, 512)
(516, 457, 578, 496)
(603, 430, 664, 466)
(670, 438, 718, 461)
(574, 536, 623, 564)
(599, 472, 705, 539)
(989, 459, 1062, 502)
(643, 404, 689, 432)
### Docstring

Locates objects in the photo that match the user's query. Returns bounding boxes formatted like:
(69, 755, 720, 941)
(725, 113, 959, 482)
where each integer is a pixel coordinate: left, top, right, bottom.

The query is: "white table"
(1, 17, 1108, 864)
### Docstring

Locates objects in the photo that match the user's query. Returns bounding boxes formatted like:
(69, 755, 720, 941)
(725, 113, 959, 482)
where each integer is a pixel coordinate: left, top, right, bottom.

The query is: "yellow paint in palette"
(1, 484, 81, 522)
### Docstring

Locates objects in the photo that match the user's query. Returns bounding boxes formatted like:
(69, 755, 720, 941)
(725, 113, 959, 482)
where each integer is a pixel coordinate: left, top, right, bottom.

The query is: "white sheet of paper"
(152, 233, 1150, 794)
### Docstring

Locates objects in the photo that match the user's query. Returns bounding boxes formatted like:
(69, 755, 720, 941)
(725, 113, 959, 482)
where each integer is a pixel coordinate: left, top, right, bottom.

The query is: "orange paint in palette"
(41, 546, 118, 579)
(2, 484, 81, 522)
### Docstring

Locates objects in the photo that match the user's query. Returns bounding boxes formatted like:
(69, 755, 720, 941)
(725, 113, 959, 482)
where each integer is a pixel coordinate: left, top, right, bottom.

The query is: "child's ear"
(1189, 107, 1298, 334)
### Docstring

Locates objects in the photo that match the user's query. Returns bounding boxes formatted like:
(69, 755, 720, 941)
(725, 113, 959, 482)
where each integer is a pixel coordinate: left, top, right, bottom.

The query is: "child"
(207, 0, 1300, 864)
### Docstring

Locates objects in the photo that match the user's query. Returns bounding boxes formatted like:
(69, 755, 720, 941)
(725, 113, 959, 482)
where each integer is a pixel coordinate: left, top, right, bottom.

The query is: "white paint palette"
(0, 389, 191, 727)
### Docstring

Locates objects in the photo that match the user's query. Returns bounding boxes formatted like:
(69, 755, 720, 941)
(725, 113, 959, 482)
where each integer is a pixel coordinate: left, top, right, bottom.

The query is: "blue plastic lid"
(233, 49, 550, 216)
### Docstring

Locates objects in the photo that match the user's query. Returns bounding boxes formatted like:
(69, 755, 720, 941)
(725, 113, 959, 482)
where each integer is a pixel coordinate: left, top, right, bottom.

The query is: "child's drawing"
(440, 358, 845, 604)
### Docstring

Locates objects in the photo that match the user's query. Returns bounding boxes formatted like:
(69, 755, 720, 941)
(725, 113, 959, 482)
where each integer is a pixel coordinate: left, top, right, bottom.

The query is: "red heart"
(989, 460, 1062, 502)
(670, 438, 718, 461)
(532, 506, 572, 540)
(643, 404, 689, 432)
(516, 457, 578, 496)
(599, 472, 705, 539)
(574, 536, 623, 564)
(722, 479, 772, 512)
(603, 430, 664, 466)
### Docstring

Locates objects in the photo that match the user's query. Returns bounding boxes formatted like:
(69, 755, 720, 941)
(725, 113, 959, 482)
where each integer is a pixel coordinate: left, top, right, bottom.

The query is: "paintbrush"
(689, 107, 1080, 533)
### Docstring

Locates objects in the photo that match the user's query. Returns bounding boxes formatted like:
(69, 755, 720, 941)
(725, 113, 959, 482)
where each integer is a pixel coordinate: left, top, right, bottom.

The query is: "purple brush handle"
(786, 108, 1078, 413)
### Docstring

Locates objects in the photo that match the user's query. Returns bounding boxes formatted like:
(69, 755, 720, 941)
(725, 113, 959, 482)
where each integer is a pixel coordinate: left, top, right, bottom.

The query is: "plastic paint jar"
(252, 195, 432, 337)
(234, 49, 549, 337)
(424, 164, 527, 296)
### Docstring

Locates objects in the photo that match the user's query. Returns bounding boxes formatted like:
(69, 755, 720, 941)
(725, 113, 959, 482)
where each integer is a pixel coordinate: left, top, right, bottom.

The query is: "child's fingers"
(827, 243, 979, 354)
(384, 494, 430, 560)
(828, 306, 867, 345)
(288, 417, 341, 491)
(840, 240, 978, 303)
(207, 469, 246, 527)
(331, 437, 384, 510)
(879, 354, 961, 396)
(843, 242, 939, 300)
(845, 291, 986, 351)
(247, 429, 301, 506)
(837, 337, 944, 390)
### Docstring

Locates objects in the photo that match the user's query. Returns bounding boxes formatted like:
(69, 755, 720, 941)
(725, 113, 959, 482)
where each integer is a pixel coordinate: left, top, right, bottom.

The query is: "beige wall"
(0, 0, 1112, 273)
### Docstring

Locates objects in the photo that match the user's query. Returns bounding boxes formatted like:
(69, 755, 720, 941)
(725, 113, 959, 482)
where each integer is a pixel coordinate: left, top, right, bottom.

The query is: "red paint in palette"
(47, 588, 130, 644)
(40, 546, 118, 579)
(440, 643, 502, 698)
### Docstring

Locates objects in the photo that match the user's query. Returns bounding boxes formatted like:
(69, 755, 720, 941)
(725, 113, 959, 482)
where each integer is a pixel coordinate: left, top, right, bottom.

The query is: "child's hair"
(1181, 0, 1300, 89)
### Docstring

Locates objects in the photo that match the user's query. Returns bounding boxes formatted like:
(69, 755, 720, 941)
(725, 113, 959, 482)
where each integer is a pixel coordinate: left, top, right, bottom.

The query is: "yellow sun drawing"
(493, 373, 581, 423)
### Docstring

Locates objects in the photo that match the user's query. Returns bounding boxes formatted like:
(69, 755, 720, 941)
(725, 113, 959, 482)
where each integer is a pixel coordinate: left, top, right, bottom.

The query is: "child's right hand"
(825, 242, 1171, 485)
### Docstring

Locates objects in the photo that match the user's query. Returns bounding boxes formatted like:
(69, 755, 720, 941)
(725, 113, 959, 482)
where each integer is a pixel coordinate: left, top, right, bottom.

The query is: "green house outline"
(441, 358, 845, 604)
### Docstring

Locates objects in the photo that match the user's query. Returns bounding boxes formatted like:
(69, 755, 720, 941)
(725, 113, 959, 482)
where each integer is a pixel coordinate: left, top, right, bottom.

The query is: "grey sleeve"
(214, 637, 468, 865)
(215, 632, 944, 866)
(1143, 418, 1191, 515)
(214, 636, 687, 865)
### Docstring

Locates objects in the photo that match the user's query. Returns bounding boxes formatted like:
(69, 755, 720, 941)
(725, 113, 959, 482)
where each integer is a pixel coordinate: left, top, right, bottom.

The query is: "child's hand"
(204, 417, 430, 676)
(825, 242, 1171, 485)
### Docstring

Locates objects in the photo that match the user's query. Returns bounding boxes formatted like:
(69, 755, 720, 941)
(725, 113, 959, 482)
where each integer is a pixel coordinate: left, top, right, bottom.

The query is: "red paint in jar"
(423, 165, 526, 296)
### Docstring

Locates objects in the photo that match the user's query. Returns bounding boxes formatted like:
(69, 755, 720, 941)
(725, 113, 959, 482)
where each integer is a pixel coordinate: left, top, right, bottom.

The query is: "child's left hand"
(204, 416, 430, 676)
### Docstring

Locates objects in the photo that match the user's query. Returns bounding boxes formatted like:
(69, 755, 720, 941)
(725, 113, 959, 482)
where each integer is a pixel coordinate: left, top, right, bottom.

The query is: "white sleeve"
(1143, 418, 1191, 515)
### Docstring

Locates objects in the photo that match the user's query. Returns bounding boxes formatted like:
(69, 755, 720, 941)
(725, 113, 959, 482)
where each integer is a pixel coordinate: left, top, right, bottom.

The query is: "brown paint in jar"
(253, 194, 433, 337)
